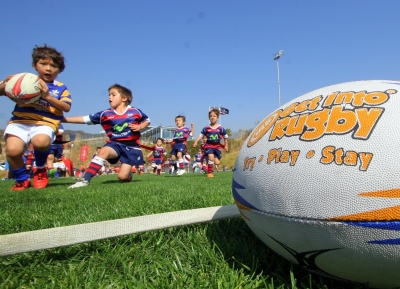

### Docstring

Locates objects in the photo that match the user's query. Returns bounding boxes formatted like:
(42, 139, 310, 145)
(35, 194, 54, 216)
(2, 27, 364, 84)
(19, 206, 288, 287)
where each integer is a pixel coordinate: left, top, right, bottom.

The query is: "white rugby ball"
(233, 80, 400, 288)
(5, 72, 42, 104)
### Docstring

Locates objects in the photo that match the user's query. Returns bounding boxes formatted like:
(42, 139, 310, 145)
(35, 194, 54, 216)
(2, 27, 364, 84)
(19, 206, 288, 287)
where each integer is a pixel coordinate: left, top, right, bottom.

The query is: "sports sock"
(208, 160, 214, 174)
(12, 166, 30, 181)
(84, 156, 106, 182)
(34, 148, 51, 167)
(178, 159, 184, 169)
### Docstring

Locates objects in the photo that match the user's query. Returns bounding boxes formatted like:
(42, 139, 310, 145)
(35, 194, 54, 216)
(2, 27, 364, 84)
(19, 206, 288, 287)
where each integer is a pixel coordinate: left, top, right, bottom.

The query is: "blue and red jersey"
(83, 105, 149, 147)
(194, 153, 202, 162)
(172, 126, 191, 144)
(9, 80, 72, 132)
(152, 146, 166, 161)
(200, 125, 228, 149)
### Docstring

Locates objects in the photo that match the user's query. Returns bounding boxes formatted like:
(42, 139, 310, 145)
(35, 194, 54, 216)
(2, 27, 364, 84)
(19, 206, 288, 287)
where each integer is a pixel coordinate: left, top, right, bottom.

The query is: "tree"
(226, 128, 232, 137)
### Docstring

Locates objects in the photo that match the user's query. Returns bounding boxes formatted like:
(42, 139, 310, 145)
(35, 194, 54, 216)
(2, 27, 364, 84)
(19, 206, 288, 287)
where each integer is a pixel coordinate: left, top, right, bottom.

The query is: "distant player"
(169, 115, 194, 176)
(192, 148, 202, 173)
(167, 156, 174, 175)
(46, 124, 64, 175)
(144, 138, 166, 176)
(193, 108, 228, 178)
(184, 150, 191, 173)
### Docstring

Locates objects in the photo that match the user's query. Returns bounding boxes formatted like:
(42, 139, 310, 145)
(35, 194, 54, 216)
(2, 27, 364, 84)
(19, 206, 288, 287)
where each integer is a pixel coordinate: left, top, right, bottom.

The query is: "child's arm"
(63, 116, 85, 124)
(38, 79, 71, 112)
(0, 75, 14, 96)
(193, 134, 203, 147)
(190, 123, 195, 138)
(224, 138, 229, 152)
(0, 80, 6, 96)
(129, 120, 150, 132)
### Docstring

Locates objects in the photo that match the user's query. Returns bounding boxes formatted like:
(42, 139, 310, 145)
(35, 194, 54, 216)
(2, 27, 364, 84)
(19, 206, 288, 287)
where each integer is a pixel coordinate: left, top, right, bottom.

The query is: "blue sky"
(1, 0, 399, 134)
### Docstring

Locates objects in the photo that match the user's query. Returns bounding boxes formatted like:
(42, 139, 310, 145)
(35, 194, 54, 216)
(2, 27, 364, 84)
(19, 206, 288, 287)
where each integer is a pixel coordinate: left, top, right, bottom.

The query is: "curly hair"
(32, 44, 66, 72)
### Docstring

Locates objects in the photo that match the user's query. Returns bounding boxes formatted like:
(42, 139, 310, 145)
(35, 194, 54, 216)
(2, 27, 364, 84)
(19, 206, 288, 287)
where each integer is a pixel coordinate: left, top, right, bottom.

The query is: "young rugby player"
(64, 84, 150, 188)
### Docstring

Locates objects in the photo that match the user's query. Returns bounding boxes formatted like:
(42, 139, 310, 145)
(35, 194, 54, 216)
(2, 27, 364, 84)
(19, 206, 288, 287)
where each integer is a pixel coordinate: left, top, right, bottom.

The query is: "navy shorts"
(104, 142, 144, 166)
(204, 148, 222, 160)
(49, 144, 63, 159)
(152, 158, 163, 165)
(170, 143, 186, 156)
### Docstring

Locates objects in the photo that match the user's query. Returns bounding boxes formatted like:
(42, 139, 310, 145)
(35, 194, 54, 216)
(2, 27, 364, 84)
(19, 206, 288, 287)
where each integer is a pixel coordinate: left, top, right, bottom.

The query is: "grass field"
(0, 172, 363, 288)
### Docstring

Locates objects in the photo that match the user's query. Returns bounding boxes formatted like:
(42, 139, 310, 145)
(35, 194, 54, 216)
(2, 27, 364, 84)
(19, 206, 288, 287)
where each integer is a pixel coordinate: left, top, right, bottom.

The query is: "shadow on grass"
(205, 218, 363, 289)
(101, 179, 141, 184)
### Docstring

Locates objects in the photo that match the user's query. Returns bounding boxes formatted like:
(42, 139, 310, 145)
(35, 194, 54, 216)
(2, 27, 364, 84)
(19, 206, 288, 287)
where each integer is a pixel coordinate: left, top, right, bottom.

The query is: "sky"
(1, 0, 399, 134)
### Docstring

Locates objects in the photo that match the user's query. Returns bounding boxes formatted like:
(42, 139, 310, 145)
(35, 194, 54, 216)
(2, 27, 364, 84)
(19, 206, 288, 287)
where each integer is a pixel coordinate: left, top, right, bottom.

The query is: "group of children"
(0, 44, 228, 191)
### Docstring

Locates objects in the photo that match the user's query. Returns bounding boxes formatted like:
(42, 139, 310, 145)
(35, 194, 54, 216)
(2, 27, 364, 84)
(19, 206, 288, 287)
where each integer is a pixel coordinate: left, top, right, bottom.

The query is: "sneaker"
(177, 169, 186, 176)
(11, 179, 31, 191)
(207, 173, 214, 178)
(68, 180, 89, 189)
(33, 168, 49, 189)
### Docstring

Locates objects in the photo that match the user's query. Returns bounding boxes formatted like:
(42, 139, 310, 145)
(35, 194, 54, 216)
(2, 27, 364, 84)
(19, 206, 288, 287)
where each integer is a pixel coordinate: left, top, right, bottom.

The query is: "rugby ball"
(232, 80, 400, 288)
(5, 72, 41, 104)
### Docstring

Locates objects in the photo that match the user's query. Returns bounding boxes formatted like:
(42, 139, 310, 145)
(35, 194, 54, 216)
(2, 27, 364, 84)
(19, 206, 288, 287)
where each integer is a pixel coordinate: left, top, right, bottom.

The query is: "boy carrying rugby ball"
(0, 44, 72, 191)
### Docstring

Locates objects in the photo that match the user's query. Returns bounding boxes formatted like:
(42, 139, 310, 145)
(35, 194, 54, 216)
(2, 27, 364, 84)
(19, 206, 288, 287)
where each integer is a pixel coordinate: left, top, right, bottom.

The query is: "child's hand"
(225, 147, 229, 152)
(37, 79, 49, 99)
(129, 123, 142, 131)
(193, 142, 197, 148)
(191, 122, 194, 128)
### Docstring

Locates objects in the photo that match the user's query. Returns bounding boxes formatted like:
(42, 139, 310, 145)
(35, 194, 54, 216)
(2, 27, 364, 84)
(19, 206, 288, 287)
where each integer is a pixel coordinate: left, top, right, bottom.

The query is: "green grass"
(0, 172, 363, 288)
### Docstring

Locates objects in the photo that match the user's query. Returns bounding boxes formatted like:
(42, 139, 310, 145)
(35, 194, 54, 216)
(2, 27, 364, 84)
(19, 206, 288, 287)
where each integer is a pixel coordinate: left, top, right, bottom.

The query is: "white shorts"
(53, 162, 66, 169)
(4, 123, 55, 145)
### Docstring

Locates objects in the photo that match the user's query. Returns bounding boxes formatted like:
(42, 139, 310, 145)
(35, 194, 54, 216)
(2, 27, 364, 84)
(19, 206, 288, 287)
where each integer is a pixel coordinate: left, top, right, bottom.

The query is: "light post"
(273, 50, 284, 107)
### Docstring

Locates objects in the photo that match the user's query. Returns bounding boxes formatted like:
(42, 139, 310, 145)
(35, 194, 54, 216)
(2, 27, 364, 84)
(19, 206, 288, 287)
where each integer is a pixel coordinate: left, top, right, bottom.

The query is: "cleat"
(11, 179, 31, 191)
(207, 173, 214, 178)
(176, 169, 185, 176)
(33, 168, 49, 189)
(68, 180, 89, 189)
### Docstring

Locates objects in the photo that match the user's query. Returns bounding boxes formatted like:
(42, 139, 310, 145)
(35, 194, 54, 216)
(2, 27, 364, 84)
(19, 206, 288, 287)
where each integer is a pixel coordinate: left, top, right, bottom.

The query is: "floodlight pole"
(273, 50, 284, 107)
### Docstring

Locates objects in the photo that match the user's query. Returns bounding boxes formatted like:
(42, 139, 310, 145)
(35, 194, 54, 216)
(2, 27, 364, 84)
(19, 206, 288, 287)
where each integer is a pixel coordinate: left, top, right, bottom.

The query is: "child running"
(0, 44, 72, 190)
(144, 138, 166, 176)
(64, 84, 150, 188)
(169, 115, 194, 176)
(193, 108, 229, 178)
(192, 148, 203, 173)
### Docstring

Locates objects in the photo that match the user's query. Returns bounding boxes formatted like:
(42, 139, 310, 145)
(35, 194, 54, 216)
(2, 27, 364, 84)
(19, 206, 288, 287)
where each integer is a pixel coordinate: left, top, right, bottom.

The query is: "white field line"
(0, 205, 240, 256)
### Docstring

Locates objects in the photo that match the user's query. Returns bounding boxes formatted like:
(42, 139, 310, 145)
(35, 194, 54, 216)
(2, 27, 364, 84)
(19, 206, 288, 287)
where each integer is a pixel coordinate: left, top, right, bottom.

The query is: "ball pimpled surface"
(233, 80, 400, 288)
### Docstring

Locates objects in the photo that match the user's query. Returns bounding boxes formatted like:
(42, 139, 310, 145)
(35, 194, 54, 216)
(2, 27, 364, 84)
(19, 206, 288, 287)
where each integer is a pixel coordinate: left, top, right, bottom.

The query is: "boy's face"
(156, 140, 163, 146)
(33, 58, 60, 83)
(209, 112, 219, 124)
(175, 117, 185, 128)
(108, 88, 126, 108)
